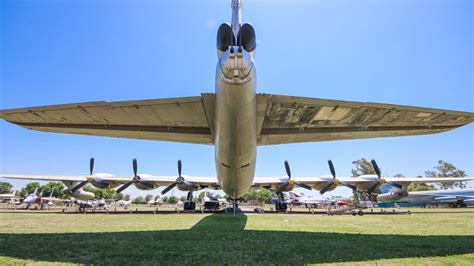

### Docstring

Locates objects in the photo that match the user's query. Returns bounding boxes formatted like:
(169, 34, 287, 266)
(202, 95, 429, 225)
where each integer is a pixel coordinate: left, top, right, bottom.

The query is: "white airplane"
(0, 193, 19, 201)
(22, 188, 40, 209)
(22, 188, 62, 209)
(378, 185, 474, 208)
(116, 199, 132, 208)
(287, 191, 332, 208)
(1, 0, 473, 210)
(147, 196, 164, 206)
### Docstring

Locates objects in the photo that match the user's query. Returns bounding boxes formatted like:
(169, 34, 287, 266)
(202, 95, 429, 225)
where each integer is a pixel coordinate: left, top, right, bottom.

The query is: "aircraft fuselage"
(215, 47, 257, 198)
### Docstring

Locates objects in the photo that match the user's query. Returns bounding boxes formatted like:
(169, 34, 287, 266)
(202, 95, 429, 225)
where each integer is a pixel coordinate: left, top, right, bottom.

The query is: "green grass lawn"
(0, 208, 473, 265)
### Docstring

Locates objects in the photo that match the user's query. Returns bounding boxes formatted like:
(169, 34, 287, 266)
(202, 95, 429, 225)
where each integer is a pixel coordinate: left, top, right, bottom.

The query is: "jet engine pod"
(217, 23, 235, 51)
(237, 23, 256, 52)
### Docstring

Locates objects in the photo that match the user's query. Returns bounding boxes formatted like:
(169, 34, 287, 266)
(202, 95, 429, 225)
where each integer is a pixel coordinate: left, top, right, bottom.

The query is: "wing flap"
(0, 95, 216, 144)
(257, 94, 474, 145)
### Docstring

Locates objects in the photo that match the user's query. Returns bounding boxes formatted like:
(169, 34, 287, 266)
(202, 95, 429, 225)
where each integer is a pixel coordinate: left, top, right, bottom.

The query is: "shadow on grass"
(0, 214, 473, 264)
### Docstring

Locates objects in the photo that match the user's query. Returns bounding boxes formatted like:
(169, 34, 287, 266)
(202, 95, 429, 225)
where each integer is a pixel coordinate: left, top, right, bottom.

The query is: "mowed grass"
(0, 208, 473, 265)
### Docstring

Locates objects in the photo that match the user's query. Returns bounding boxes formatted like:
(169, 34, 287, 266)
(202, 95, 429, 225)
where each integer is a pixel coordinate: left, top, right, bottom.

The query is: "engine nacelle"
(376, 190, 408, 202)
(90, 173, 120, 189)
(133, 174, 158, 191)
(434, 196, 458, 203)
(64, 189, 95, 200)
(463, 199, 474, 205)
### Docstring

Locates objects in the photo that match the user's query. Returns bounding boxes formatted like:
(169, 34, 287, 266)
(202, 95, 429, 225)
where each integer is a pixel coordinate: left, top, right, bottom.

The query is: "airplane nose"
(219, 46, 254, 82)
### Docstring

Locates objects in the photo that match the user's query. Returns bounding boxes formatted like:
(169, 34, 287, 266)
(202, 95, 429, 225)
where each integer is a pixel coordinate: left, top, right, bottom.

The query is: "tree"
(0, 182, 13, 194)
(83, 185, 120, 199)
(256, 190, 272, 204)
(133, 196, 144, 204)
(124, 194, 131, 201)
(407, 183, 437, 192)
(197, 191, 206, 202)
(40, 182, 65, 198)
(243, 190, 258, 201)
(351, 158, 380, 195)
(20, 182, 41, 197)
(144, 194, 153, 203)
(351, 158, 377, 177)
(425, 160, 468, 190)
(167, 196, 178, 204)
(114, 193, 124, 200)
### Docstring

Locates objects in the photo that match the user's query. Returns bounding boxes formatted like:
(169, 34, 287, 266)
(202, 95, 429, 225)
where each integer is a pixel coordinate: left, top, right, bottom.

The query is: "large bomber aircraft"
(1, 0, 474, 210)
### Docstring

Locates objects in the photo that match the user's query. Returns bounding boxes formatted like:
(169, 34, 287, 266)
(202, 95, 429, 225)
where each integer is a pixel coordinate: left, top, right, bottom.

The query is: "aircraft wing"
(0, 94, 216, 144)
(383, 177, 474, 187)
(0, 174, 132, 186)
(251, 177, 333, 190)
(341, 177, 474, 189)
(1, 174, 89, 182)
(136, 176, 221, 189)
(256, 94, 474, 145)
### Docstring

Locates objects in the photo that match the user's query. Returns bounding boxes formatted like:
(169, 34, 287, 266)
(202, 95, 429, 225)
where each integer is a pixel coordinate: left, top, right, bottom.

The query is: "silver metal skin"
(64, 189, 95, 200)
(215, 42, 257, 198)
(231, 0, 242, 40)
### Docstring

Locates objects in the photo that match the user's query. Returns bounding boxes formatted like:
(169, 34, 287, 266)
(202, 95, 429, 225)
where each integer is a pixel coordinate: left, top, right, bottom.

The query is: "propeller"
(71, 158, 94, 192)
(161, 160, 194, 195)
(320, 160, 341, 194)
(116, 159, 140, 193)
(367, 159, 386, 194)
(276, 161, 312, 194)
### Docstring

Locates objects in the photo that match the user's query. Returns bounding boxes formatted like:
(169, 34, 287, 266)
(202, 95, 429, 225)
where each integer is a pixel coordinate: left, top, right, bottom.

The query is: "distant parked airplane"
(378, 185, 474, 207)
(287, 192, 332, 208)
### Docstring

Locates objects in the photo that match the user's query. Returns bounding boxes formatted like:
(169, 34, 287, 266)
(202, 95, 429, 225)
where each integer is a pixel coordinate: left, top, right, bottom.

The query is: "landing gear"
(226, 192, 241, 215)
(183, 191, 196, 211)
(274, 192, 288, 212)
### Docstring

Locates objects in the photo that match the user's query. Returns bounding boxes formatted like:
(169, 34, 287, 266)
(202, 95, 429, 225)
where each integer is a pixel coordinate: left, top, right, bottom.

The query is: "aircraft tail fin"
(289, 191, 301, 199)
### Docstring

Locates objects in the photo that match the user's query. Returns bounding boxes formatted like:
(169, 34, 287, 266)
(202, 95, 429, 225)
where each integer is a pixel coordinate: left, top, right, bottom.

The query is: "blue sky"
(1, 0, 473, 198)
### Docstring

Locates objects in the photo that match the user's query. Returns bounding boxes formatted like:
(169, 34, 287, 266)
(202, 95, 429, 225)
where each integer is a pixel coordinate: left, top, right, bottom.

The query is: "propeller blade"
(295, 181, 312, 191)
(367, 182, 379, 194)
(276, 183, 290, 194)
(161, 183, 177, 195)
(320, 183, 333, 195)
(133, 158, 138, 177)
(116, 182, 133, 194)
(71, 181, 88, 192)
(328, 160, 336, 179)
(90, 157, 95, 176)
(342, 183, 357, 191)
(371, 159, 381, 178)
(178, 160, 182, 177)
(284, 160, 291, 178)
